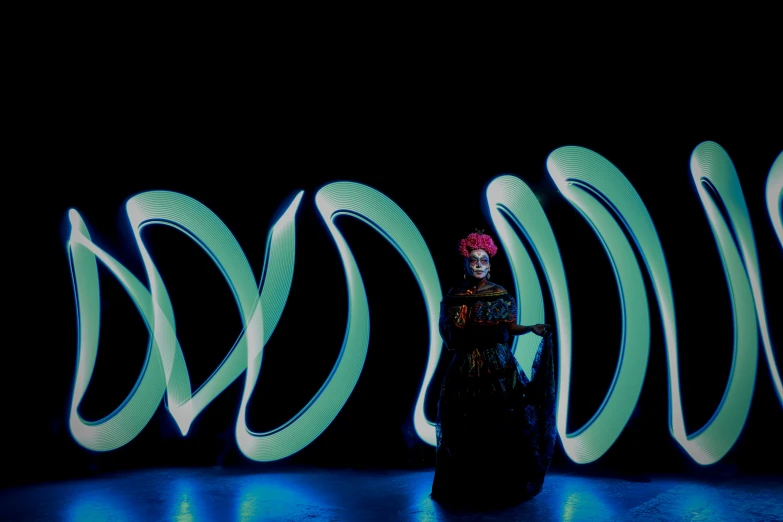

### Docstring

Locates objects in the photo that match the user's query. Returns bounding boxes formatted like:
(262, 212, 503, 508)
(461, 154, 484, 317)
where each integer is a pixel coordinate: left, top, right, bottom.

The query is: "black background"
(6, 37, 782, 488)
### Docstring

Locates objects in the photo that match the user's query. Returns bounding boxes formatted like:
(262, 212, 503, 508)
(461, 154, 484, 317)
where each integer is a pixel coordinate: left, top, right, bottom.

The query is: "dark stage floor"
(1, 465, 781, 521)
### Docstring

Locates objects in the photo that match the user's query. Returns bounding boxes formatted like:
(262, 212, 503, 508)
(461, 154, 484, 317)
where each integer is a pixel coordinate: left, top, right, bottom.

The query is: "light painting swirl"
(767, 151, 783, 250)
(691, 142, 780, 410)
(314, 182, 442, 447)
(543, 149, 653, 464)
(68, 190, 303, 456)
(65, 141, 778, 466)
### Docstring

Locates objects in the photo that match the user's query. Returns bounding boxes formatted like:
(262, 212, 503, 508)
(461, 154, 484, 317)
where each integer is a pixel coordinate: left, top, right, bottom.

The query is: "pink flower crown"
(457, 231, 498, 258)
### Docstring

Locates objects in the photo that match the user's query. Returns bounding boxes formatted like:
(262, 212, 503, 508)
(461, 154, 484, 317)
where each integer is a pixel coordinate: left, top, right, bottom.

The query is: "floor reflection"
(0, 466, 780, 521)
(64, 487, 138, 522)
(560, 480, 621, 521)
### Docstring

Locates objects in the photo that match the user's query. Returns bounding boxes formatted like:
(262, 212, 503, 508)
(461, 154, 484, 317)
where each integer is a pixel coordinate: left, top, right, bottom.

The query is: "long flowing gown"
(430, 281, 557, 509)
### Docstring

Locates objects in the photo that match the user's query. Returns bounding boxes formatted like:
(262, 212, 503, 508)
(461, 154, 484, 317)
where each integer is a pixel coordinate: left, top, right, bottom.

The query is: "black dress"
(430, 281, 556, 509)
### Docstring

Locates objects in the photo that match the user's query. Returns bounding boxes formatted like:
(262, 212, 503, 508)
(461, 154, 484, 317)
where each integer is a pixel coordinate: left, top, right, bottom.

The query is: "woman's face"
(466, 248, 490, 280)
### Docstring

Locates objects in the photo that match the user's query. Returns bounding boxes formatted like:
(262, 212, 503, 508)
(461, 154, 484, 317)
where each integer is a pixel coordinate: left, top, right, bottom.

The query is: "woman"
(430, 230, 557, 509)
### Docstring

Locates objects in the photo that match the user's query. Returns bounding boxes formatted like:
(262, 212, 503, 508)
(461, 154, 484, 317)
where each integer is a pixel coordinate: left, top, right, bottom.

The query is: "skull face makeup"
(466, 248, 490, 280)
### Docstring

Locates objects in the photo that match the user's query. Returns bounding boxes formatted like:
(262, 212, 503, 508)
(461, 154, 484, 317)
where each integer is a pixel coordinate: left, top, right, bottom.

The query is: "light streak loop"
(485, 177, 565, 387)
(766, 151, 783, 250)
(313, 182, 442, 447)
(679, 141, 762, 463)
(691, 140, 782, 407)
(65, 143, 777, 466)
(544, 148, 652, 464)
(68, 190, 304, 455)
(68, 210, 167, 451)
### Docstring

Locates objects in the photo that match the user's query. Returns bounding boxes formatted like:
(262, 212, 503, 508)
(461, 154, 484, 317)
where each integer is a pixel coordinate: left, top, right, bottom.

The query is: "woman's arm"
(508, 323, 551, 337)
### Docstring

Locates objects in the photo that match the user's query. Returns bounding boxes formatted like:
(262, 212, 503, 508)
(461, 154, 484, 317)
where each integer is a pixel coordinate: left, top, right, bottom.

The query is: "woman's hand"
(532, 324, 551, 336)
(508, 323, 553, 337)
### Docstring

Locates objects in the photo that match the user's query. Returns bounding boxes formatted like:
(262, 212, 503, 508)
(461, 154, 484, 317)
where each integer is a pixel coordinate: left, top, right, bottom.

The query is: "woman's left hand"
(532, 324, 551, 336)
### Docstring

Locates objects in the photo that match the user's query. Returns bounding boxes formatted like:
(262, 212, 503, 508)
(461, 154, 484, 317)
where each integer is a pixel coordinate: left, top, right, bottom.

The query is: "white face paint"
(466, 248, 490, 280)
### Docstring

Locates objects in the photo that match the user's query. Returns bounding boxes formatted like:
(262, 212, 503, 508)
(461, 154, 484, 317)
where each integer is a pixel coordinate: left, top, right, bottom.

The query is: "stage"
(1, 465, 781, 521)
(8, 71, 782, 522)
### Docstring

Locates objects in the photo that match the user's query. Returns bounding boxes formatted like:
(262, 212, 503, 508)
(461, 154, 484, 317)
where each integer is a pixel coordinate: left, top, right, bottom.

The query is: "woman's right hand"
(532, 324, 551, 336)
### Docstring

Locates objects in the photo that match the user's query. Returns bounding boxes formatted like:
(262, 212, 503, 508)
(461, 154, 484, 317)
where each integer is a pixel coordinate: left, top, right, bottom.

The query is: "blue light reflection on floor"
(1, 466, 781, 521)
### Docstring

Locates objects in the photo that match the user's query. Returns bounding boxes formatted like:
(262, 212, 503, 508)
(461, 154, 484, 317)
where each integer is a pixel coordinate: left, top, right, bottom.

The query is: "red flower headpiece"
(457, 230, 498, 258)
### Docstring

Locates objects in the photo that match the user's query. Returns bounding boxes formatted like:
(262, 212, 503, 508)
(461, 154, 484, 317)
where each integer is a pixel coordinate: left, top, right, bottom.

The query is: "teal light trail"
(68, 190, 304, 456)
(690, 141, 780, 413)
(544, 148, 652, 464)
(313, 181, 442, 447)
(767, 151, 783, 250)
(679, 141, 761, 463)
(485, 176, 563, 389)
(65, 145, 776, 465)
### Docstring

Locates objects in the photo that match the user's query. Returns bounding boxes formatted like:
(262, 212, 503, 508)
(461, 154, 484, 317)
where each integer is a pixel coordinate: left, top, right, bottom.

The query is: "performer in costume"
(430, 230, 557, 509)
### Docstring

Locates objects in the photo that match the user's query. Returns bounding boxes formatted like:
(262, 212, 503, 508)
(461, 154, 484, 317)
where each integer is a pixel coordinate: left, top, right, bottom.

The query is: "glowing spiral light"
(64, 144, 777, 466)
(767, 151, 783, 250)
(313, 181, 443, 447)
(68, 209, 168, 450)
(66, 183, 442, 458)
(544, 148, 652, 464)
(540, 141, 775, 465)
(690, 140, 781, 406)
(68, 190, 304, 453)
(485, 176, 565, 384)
(675, 141, 764, 464)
